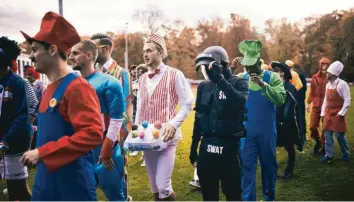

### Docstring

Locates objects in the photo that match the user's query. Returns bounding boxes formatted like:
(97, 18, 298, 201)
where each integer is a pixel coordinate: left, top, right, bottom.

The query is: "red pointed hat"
(20, 11, 80, 53)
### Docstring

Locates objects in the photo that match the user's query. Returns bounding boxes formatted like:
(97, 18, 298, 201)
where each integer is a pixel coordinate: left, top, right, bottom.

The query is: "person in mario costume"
(20, 11, 104, 201)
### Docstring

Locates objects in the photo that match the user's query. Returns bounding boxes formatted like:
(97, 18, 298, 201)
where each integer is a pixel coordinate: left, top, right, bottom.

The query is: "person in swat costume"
(189, 46, 248, 201)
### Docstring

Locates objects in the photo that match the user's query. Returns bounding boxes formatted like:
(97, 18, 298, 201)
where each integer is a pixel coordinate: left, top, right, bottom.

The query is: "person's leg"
(4, 155, 31, 201)
(241, 135, 259, 201)
(7, 179, 31, 201)
(197, 144, 220, 201)
(335, 132, 350, 160)
(310, 109, 322, 154)
(221, 145, 241, 201)
(155, 143, 177, 201)
(143, 150, 160, 200)
(284, 144, 295, 177)
(258, 131, 278, 201)
(322, 130, 334, 161)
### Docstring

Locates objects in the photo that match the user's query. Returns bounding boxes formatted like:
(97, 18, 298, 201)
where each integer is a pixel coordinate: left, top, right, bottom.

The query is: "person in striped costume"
(135, 33, 194, 201)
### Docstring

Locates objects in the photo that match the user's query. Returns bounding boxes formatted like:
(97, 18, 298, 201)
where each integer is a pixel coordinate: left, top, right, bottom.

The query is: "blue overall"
(31, 73, 97, 201)
(241, 71, 278, 201)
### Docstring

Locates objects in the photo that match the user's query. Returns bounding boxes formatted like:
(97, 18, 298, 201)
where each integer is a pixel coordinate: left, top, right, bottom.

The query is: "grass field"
(1, 87, 354, 201)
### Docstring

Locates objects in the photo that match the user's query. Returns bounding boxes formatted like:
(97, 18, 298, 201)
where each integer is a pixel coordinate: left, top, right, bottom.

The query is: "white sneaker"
(141, 160, 146, 167)
(127, 195, 133, 201)
(129, 151, 138, 156)
(2, 188, 8, 195)
(189, 180, 201, 188)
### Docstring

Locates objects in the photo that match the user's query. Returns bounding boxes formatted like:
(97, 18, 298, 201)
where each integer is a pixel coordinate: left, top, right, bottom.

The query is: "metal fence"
(16, 53, 49, 85)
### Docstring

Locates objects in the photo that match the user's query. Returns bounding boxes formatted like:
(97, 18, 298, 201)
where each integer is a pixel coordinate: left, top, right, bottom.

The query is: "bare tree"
(132, 5, 165, 36)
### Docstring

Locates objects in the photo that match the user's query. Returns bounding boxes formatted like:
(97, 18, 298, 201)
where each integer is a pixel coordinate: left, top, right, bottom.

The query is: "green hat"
(238, 40, 262, 66)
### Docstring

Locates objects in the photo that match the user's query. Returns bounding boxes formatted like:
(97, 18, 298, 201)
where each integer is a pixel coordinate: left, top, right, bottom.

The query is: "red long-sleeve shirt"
(38, 77, 103, 172)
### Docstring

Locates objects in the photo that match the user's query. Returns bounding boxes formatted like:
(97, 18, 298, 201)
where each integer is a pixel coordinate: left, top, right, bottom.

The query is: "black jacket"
(193, 75, 248, 140)
(276, 82, 301, 147)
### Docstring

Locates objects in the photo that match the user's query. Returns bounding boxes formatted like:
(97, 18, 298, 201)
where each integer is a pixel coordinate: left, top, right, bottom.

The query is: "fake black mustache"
(73, 65, 82, 71)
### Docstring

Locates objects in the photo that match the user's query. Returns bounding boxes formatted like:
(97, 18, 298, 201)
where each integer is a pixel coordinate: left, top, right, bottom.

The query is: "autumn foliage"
(19, 7, 354, 81)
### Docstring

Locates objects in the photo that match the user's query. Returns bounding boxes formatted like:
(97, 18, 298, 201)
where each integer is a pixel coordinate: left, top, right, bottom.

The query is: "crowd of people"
(0, 11, 351, 201)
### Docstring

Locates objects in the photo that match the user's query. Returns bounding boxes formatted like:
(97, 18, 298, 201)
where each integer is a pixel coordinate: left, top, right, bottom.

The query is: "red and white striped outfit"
(138, 66, 178, 125)
(135, 63, 194, 198)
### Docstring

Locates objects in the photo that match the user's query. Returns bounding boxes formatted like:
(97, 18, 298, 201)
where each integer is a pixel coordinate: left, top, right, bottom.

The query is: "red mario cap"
(20, 11, 80, 53)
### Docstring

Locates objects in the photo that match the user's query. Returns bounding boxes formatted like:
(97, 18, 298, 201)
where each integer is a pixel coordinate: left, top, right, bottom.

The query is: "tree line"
(20, 6, 354, 81)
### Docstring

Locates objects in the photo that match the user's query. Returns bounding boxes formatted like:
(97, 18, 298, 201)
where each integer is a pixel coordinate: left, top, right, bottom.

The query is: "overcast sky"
(1, 0, 353, 43)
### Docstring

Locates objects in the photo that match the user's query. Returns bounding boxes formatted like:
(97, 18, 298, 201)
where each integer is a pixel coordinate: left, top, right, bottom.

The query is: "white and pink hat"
(146, 33, 168, 59)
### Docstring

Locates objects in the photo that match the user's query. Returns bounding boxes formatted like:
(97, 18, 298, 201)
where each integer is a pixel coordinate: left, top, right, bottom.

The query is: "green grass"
(1, 87, 354, 201)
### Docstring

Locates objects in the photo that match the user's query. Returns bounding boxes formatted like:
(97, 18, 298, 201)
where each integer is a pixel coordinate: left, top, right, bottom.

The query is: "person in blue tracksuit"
(237, 40, 286, 201)
(70, 40, 126, 201)
(0, 36, 32, 201)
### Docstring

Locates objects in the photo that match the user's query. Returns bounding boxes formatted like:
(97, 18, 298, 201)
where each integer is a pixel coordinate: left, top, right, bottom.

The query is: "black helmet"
(195, 46, 229, 71)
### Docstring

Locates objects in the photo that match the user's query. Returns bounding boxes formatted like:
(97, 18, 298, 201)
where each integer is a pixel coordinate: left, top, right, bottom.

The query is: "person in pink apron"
(135, 33, 194, 201)
(320, 61, 351, 162)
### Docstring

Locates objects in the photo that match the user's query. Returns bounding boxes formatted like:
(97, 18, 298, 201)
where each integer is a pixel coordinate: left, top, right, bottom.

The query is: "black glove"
(189, 139, 199, 165)
(208, 61, 224, 83)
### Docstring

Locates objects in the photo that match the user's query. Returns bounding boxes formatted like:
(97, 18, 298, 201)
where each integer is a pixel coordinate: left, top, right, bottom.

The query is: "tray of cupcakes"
(123, 121, 169, 151)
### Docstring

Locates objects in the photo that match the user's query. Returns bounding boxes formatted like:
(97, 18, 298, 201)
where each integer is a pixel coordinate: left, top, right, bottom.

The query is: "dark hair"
(91, 33, 113, 48)
(34, 40, 67, 61)
(0, 36, 21, 68)
(136, 64, 148, 72)
(129, 64, 137, 72)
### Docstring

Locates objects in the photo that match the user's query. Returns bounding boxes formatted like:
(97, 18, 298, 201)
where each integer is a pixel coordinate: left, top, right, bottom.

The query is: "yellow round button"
(49, 98, 57, 108)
